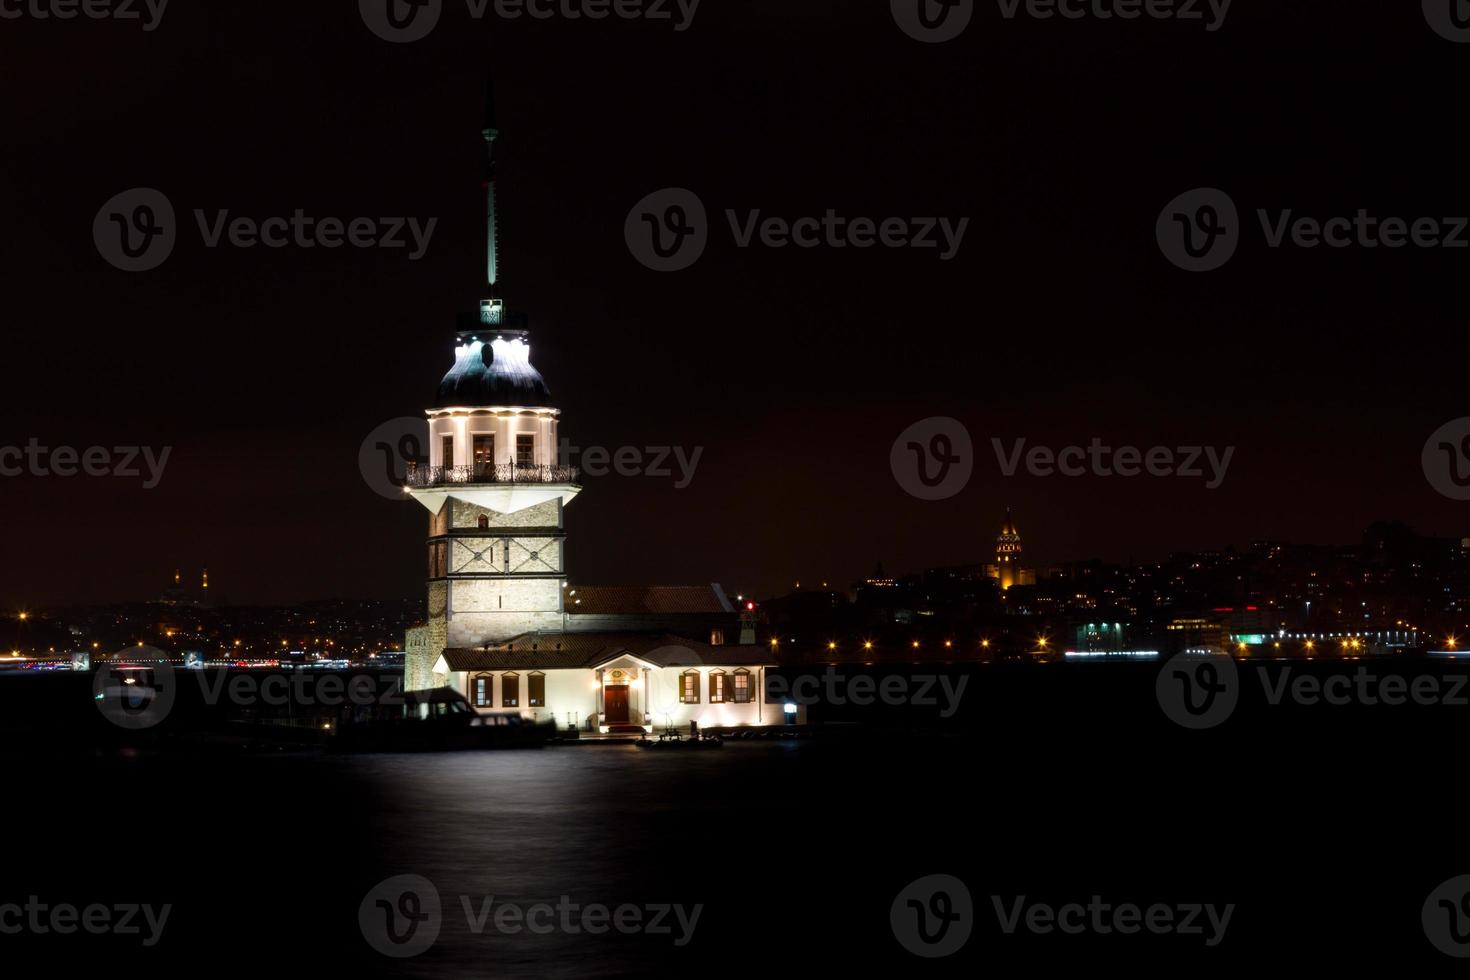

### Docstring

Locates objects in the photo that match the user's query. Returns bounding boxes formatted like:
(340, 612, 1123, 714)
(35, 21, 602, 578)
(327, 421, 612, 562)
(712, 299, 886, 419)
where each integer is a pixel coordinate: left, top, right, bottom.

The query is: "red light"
(745, 601, 755, 611)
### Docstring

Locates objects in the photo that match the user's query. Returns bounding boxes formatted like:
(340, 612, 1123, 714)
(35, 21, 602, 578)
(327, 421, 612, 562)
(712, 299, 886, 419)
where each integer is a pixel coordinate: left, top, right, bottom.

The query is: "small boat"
(332, 687, 553, 752)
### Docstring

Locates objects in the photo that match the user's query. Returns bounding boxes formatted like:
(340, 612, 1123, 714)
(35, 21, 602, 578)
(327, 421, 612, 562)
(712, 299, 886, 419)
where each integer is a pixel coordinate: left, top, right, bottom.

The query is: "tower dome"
(434, 327, 553, 409)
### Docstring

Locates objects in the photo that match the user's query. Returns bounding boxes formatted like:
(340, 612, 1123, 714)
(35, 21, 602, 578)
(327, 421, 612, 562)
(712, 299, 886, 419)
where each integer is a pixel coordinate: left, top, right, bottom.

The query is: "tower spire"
(482, 67, 502, 323)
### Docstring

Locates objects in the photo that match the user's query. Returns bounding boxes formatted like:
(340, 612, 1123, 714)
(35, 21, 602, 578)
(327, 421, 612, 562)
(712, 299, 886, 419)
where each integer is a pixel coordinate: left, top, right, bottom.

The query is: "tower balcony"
(405, 463, 580, 489)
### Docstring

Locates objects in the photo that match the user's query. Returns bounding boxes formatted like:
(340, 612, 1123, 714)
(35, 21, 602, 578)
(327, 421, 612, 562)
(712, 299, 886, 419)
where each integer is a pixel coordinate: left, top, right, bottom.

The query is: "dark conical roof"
(433, 329, 553, 409)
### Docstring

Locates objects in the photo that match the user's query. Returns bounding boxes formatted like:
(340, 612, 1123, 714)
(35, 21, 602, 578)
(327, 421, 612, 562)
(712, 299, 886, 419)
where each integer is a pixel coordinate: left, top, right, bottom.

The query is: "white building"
(431, 632, 781, 733)
(402, 93, 790, 733)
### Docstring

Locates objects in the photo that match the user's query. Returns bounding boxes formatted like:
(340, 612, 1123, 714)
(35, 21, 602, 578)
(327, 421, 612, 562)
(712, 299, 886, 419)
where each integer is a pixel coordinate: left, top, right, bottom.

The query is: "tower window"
(473, 434, 494, 475)
(516, 434, 535, 467)
(442, 435, 454, 469)
(477, 514, 489, 530)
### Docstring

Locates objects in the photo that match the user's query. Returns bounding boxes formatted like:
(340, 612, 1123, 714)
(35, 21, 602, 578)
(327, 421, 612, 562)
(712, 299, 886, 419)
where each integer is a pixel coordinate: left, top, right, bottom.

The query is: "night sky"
(1, 2, 1466, 608)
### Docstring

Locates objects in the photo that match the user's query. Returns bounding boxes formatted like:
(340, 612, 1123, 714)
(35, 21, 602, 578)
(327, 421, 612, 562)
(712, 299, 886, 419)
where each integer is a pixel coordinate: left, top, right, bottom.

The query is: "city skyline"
(6, 5, 1470, 975)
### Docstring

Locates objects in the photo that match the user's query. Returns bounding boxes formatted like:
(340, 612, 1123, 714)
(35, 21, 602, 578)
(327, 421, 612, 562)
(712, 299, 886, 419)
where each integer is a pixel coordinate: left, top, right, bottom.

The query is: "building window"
(502, 672, 520, 707)
(710, 628, 725, 646)
(680, 671, 700, 704)
(473, 434, 494, 475)
(477, 514, 489, 530)
(732, 669, 752, 703)
(708, 670, 726, 704)
(528, 672, 545, 707)
(472, 674, 492, 708)
(516, 434, 535, 467)
(441, 435, 454, 469)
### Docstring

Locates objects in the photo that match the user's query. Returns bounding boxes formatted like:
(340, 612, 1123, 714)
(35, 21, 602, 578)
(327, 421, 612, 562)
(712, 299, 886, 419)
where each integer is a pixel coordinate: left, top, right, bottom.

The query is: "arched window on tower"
(477, 514, 489, 530)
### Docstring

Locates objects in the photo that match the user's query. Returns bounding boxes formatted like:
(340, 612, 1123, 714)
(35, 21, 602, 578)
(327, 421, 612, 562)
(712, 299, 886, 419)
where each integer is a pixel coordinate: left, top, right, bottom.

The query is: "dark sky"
(1, 2, 1466, 607)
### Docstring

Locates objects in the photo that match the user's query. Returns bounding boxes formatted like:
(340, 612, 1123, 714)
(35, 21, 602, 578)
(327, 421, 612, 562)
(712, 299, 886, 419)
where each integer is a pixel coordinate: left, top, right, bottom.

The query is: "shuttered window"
(528, 672, 546, 707)
(709, 671, 726, 703)
(680, 671, 700, 703)
(472, 674, 492, 708)
(502, 672, 520, 707)
(732, 669, 752, 703)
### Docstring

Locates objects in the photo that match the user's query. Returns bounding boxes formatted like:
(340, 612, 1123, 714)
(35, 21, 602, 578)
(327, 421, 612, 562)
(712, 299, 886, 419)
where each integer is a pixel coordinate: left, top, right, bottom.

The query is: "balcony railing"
(405, 463, 580, 488)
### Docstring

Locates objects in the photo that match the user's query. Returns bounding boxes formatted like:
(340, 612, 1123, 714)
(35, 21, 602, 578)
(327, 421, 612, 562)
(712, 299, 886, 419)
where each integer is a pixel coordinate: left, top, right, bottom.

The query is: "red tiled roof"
(441, 632, 773, 672)
(563, 584, 731, 615)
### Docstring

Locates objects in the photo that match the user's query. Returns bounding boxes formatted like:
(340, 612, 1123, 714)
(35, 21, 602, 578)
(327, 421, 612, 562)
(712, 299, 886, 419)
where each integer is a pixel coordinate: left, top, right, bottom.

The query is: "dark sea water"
(7, 663, 1470, 975)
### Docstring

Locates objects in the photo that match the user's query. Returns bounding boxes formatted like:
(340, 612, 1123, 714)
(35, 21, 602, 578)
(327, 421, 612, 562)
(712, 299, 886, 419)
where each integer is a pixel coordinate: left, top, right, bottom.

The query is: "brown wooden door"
(604, 685, 630, 724)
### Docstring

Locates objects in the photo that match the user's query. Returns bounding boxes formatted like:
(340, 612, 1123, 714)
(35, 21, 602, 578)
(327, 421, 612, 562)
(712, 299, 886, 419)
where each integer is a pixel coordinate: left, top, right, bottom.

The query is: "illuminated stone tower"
(995, 508, 1022, 591)
(401, 81, 580, 691)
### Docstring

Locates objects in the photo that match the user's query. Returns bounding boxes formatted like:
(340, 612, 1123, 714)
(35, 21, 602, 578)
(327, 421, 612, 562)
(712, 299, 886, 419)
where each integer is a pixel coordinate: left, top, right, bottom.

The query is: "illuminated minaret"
(995, 508, 1022, 591)
(402, 76, 580, 691)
